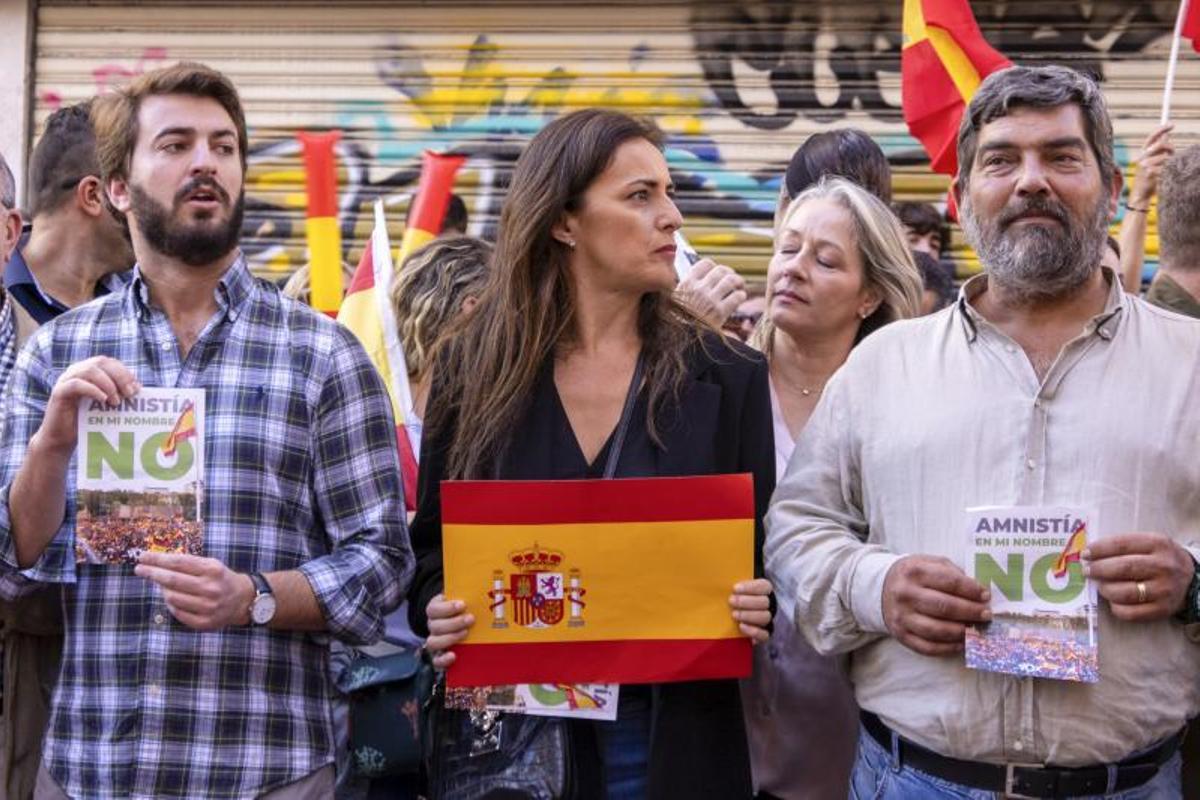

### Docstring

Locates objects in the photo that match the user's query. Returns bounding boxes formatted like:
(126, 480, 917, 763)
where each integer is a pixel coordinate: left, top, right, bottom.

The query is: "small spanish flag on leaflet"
(442, 474, 755, 688)
(902, 0, 1011, 176)
(298, 131, 344, 318)
(161, 401, 196, 458)
(1053, 522, 1088, 579)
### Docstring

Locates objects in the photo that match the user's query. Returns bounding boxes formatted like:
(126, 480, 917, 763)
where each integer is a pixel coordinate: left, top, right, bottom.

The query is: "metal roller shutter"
(32, 1, 1198, 281)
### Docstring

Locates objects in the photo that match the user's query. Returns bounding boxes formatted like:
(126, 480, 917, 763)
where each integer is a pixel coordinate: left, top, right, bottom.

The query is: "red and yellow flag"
(161, 400, 196, 458)
(338, 202, 420, 509)
(336, 152, 464, 510)
(1053, 522, 1088, 578)
(442, 474, 755, 688)
(1183, 0, 1200, 52)
(298, 131, 344, 318)
(902, 0, 1011, 176)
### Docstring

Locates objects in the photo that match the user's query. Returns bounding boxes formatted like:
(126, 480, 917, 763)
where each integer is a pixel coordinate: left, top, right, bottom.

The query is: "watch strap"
(249, 571, 272, 597)
(1175, 556, 1200, 625)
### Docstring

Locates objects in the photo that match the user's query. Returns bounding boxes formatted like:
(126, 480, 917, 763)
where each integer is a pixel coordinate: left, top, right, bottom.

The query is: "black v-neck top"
(511, 357, 655, 481)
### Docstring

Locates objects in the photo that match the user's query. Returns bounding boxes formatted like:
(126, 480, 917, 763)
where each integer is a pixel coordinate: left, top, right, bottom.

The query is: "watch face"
(251, 594, 277, 625)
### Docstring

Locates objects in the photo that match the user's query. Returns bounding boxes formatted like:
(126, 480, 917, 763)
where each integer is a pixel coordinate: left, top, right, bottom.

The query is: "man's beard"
(129, 178, 244, 268)
(960, 190, 1109, 303)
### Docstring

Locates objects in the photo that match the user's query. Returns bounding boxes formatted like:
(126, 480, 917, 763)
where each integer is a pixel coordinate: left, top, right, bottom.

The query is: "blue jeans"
(850, 725, 1182, 800)
(596, 687, 652, 800)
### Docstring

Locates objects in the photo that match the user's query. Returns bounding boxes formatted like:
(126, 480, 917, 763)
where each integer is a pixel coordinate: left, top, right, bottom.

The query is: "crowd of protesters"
(0, 57, 1199, 800)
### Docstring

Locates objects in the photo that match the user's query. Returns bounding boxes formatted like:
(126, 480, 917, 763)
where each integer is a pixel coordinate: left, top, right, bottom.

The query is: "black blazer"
(408, 332, 775, 800)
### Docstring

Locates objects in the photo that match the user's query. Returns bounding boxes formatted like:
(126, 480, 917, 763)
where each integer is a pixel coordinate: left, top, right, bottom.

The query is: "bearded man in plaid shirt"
(0, 62, 413, 799)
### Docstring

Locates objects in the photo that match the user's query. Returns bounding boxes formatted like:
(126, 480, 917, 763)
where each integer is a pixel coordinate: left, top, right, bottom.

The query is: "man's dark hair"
(957, 65, 1115, 194)
(28, 100, 99, 218)
(894, 201, 949, 256)
(784, 129, 892, 203)
(440, 193, 468, 234)
(914, 250, 955, 311)
(1158, 145, 1200, 272)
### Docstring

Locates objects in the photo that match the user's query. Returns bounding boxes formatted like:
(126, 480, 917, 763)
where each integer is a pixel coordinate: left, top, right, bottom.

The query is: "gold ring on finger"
(1136, 581, 1148, 604)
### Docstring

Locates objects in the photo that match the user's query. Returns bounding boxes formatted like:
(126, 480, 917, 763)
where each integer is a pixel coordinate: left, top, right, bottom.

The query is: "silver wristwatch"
(248, 572, 277, 626)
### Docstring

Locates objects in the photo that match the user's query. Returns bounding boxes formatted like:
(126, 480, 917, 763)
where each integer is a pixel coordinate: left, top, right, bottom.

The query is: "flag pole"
(1162, 0, 1191, 125)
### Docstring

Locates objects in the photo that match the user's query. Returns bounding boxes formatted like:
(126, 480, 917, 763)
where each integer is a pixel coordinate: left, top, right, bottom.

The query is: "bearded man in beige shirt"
(766, 64, 1200, 799)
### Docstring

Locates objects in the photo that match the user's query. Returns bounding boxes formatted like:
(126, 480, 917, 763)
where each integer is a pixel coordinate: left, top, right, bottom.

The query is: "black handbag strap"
(601, 351, 645, 480)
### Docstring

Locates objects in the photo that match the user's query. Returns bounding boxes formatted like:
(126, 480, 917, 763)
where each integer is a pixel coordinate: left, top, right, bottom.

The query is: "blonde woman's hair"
(280, 261, 356, 306)
(390, 235, 493, 381)
(751, 176, 922, 357)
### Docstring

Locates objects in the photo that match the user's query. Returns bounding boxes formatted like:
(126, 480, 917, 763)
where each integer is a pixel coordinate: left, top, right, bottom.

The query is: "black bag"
(425, 680, 571, 800)
(344, 647, 436, 778)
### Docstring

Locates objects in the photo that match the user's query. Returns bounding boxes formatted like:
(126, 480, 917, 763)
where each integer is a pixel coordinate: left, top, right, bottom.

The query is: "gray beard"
(961, 194, 1110, 304)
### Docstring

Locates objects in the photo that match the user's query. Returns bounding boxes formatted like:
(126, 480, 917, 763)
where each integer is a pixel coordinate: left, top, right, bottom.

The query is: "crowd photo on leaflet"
(3, 3, 1200, 799)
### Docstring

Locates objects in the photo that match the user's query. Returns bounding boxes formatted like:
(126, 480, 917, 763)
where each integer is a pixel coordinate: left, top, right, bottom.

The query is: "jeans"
(596, 687, 652, 800)
(849, 726, 1182, 800)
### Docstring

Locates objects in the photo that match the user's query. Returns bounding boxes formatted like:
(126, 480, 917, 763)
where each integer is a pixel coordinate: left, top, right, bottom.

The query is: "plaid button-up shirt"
(0, 289, 16, 395)
(0, 254, 413, 799)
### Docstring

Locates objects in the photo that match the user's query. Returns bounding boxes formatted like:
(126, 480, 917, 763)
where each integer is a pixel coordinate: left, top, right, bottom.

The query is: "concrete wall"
(0, 0, 34, 207)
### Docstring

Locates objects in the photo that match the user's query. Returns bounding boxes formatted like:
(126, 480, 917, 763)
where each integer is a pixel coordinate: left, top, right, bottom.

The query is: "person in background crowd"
(723, 288, 765, 342)
(1, 104, 138, 800)
(1144, 145, 1200, 318)
(744, 178, 921, 800)
(768, 64, 1200, 800)
(777, 129, 892, 227)
(1118, 124, 1173, 294)
(913, 250, 955, 315)
(682, 128, 894, 335)
(895, 201, 949, 259)
(5, 101, 133, 329)
(390, 234, 492, 454)
(0, 62, 413, 799)
(410, 108, 774, 800)
(279, 260, 356, 305)
(675, 250, 748, 328)
(439, 193, 468, 237)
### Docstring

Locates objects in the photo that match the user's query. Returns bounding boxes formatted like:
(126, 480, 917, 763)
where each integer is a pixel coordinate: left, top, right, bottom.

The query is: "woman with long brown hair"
(407, 109, 775, 799)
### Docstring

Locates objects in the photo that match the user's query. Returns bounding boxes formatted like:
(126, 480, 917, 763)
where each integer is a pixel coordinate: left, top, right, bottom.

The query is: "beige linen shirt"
(765, 269, 1200, 767)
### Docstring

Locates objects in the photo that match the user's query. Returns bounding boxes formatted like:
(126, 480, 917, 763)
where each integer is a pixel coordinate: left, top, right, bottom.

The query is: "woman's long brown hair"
(426, 109, 709, 479)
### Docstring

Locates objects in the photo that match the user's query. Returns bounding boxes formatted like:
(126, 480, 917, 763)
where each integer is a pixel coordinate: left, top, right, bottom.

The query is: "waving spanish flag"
(337, 152, 463, 510)
(1053, 521, 1088, 579)
(161, 400, 196, 458)
(902, 0, 1011, 176)
(442, 474, 754, 688)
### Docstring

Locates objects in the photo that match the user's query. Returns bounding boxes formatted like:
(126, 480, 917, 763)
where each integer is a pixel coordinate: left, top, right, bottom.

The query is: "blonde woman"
(747, 177, 922, 799)
(390, 235, 492, 453)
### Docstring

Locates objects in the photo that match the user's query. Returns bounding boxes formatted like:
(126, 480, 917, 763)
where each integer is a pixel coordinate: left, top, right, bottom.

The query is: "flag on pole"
(338, 202, 420, 509)
(337, 152, 464, 510)
(442, 474, 755, 687)
(297, 131, 345, 317)
(901, 0, 1011, 177)
(1182, 0, 1200, 51)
